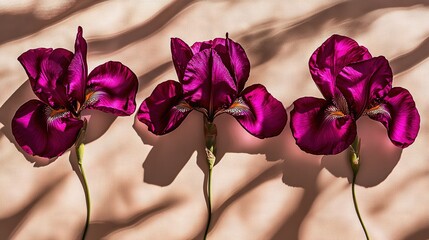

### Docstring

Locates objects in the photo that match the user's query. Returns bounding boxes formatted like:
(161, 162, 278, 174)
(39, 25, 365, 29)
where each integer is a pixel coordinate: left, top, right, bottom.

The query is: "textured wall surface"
(0, 1, 428, 239)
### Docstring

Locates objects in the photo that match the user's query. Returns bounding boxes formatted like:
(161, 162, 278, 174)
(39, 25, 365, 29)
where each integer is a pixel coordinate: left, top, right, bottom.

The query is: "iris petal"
(85, 61, 138, 116)
(290, 97, 357, 155)
(66, 26, 88, 105)
(171, 38, 193, 82)
(182, 49, 237, 117)
(225, 84, 287, 138)
(12, 100, 83, 158)
(19, 48, 74, 109)
(309, 34, 372, 99)
(137, 80, 192, 135)
(366, 87, 420, 148)
(336, 56, 392, 117)
(225, 37, 250, 92)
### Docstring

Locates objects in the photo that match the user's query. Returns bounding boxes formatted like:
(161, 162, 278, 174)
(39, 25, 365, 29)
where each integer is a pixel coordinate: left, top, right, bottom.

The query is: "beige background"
(1, 1, 428, 239)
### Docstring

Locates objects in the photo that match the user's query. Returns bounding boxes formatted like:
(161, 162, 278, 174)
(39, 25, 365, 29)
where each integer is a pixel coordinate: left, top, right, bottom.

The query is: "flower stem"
(351, 172, 370, 240)
(75, 120, 90, 240)
(349, 137, 370, 240)
(76, 142, 90, 240)
(203, 118, 217, 240)
(203, 161, 213, 240)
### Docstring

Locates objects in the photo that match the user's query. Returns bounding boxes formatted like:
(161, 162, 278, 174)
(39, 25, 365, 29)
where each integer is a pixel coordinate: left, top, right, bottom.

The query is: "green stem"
(351, 173, 370, 240)
(203, 118, 216, 240)
(349, 136, 369, 240)
(76, 142, 91, 240)
(203, 163, 213, 240)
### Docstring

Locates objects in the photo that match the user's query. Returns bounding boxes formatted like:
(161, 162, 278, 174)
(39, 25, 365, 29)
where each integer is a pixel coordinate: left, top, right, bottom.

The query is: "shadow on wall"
(88, 0, 198, 54)
(0, 0, 107, 45)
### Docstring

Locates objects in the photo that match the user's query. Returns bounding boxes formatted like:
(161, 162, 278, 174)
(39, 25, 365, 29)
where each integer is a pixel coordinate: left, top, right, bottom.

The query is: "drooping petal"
(137, 80, 192, 135)
(366, 87, 420, 148)
(66, 26, 88, 105)
(171, 38, 193, 82)
(85, 61, 138, 116)
(225, 84, 286, 138)
(182, 49, 237, 117)
(336, 56, 392, 118)
(12, 100, 83, 158)
(290, 97, 357, 155)
(18, 48, 74, 109)
(309, 34, 372, 99)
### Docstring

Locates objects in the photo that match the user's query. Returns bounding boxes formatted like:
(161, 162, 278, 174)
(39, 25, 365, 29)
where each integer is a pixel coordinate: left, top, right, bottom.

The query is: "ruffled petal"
(226, 37, 250, 92)
(182, 49, 237, 117)
(18, 48, 74, 109)
(12, 100, 83, 158)
(85, 61, 138, 116)
(18, 48, 53, 80)
(190, 40, 213, 54)
(66, 26, 88, 105)
(336, 56, 392, 118)
(309, 34, 372, 99)
(171, 38, 193, 82)
(137, 80, 192, 135)
(225, 84, 287, 138)
(366, 87, 420, 148)
(290, 97, 357, 155)
(191, 37, 250, 92)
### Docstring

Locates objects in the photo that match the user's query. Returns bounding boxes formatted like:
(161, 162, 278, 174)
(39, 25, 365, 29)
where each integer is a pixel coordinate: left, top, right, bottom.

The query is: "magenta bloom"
(12, 27, 138, 158)
(291, 35, 420, 155)
(137, 36, 287, 138)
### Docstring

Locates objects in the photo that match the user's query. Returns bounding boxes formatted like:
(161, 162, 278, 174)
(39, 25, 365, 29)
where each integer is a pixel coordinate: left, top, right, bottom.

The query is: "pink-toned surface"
(0, 1, 428, 239)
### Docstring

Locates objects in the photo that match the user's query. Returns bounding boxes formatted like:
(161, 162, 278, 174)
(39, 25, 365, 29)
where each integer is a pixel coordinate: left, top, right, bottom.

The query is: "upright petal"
(366, 87, 420, 148)
(225, 37, 250, 92)
(12, 100, 83, 158)
(194, 37, 250, 92)
(18, 48, 53, 80)
(137, 80, 192, 135)
(225, 84, 286, 138)
(182, 49, 237, 118)
(85, 61, 138, 116)
(309, 35, 371, 99)
(66, 26, 88, 105)
(336, 56, 392, 117)
(171, 38, 193, 82)
(190, 40, 213, 54)
(18, 48, 74, 109)
(290, 97, 357, 155)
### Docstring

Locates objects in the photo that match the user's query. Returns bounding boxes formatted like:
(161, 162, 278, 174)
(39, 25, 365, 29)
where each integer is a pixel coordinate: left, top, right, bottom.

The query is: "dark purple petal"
(336, 56, 392, 117)
(66, 26, 88, 105)
(85, 61, 138, 116)
(309, 34, 372, 99)
(290, 97, 357, 155)
(182, 49, 237, 117)
(18, 48, 53, 80)
(190, 40, 213, 54)
(225, 37, 250, 92)
(366, 87, 420, 148)
(191, 37, 250, 92)
(225, 84, 287, 138)
(19, 48, 74, 109)
(137, 80, 192, 135)
(171, 38, 193, 82)
(12, 100, 83, 158)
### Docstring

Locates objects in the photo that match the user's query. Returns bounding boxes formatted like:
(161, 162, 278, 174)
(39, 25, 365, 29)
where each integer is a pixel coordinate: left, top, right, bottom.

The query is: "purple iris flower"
(290, 34, 420, 155)
(137, 35, 287, 139)
(12, 27, 138, 159)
